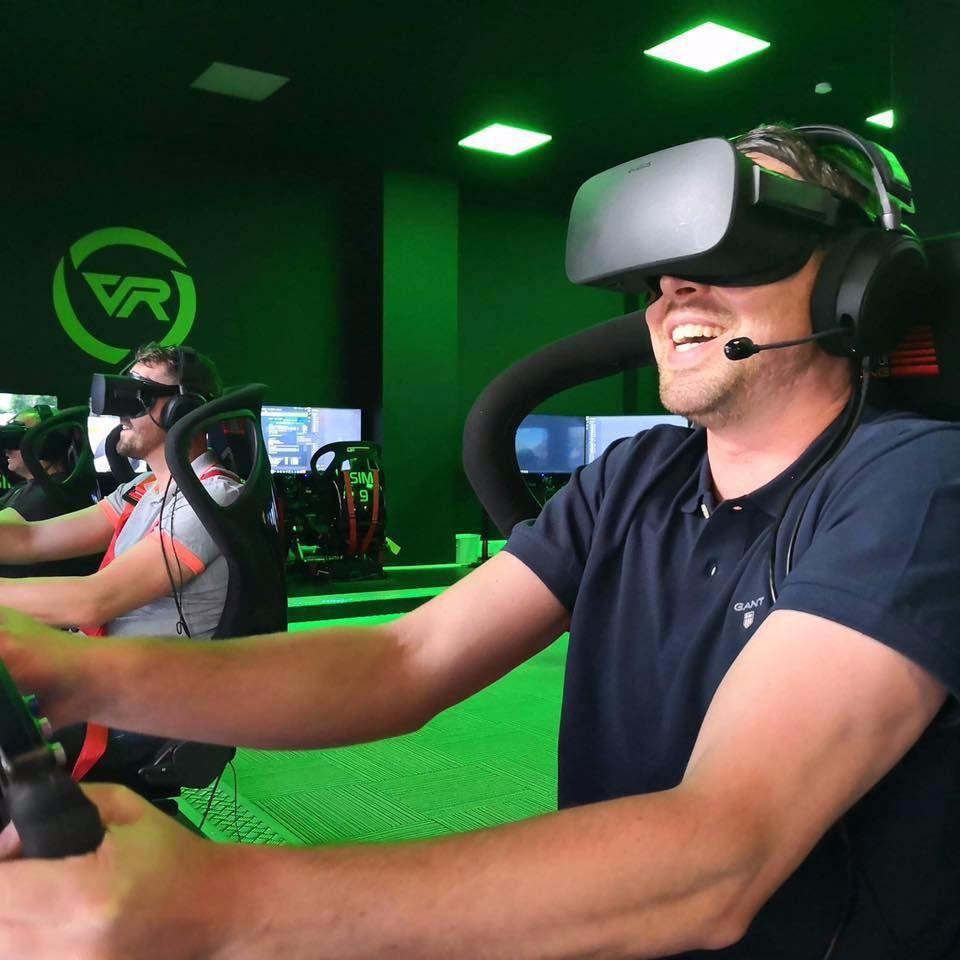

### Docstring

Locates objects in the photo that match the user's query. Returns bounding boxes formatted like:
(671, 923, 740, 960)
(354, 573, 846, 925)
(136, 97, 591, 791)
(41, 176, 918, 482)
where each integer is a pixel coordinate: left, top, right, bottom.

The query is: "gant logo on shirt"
(733, 596, 766, 629)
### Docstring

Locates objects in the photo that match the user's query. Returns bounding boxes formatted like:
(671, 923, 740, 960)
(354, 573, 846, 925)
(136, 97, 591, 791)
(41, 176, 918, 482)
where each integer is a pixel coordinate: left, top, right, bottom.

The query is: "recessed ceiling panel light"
(866, 109, 895, 129)
(190, 62, 290, 102)
(644, 22, 770, 73)
(458, 123, 552, 156)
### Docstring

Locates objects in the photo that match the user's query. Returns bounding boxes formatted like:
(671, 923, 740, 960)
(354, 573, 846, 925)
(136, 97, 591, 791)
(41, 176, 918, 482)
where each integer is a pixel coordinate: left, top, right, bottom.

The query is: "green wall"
(383, 180, 663, 560)
(382, 172, 462, 563)
(2, 145, 379, 411)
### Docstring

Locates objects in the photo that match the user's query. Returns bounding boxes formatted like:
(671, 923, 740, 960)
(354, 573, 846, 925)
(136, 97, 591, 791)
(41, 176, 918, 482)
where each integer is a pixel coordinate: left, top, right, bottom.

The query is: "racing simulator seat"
(276, 440, 387, 582)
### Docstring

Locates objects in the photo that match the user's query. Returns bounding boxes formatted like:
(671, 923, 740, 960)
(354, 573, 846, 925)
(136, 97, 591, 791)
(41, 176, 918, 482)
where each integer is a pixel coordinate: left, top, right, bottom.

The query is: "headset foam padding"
(810, 228, 928, 358)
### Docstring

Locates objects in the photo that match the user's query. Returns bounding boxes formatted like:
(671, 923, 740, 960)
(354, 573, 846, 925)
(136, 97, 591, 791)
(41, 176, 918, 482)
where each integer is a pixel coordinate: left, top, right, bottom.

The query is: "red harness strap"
(70, 466, 238, 782)
(72, 479, 151, 780)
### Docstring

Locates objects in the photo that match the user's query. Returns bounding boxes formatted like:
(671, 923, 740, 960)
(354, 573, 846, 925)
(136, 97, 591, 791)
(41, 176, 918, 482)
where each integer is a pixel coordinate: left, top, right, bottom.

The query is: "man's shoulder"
(850, 408, 960, 460)
(829, 409, 960, 492)
(193, 454, 243, 489)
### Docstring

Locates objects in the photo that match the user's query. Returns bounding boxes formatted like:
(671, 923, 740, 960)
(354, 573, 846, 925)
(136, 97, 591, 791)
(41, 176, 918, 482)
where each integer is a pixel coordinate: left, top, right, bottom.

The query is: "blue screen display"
(261, 406, 363, 473)
(585, 415, 688, 462)
(515, 415, 586, 474)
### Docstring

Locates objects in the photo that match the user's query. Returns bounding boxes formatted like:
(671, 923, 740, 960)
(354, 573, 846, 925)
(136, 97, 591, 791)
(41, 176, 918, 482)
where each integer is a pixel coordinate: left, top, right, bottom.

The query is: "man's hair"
(134, 342, 223, 399)
(732, 123, 878, 220)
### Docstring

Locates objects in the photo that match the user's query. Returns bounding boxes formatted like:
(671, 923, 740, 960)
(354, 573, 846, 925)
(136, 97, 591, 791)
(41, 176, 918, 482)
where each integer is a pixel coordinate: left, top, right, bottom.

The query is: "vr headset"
(565, 127, 927, 359)
(566, 137, 867, 294)
(90, 346, 213, 431)
(89, 373, 180, 420)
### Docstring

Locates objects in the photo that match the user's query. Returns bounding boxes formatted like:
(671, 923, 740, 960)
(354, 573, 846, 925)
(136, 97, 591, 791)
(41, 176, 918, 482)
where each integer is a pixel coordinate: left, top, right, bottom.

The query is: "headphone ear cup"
(160, 394, 205, 431)
(811, 229, 928, 357)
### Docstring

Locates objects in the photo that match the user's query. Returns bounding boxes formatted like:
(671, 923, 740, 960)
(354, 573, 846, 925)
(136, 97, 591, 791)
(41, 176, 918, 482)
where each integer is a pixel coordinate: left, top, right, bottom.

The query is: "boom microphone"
(724, 326, 851, 361)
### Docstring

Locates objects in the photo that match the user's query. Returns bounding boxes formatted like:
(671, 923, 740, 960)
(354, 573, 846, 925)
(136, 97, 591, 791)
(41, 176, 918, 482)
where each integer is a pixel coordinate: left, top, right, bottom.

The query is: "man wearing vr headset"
(0, 343, 238, 641)
(1, 126, 958, 960)
(0, 407, 75, 519)
(0, 407, 100, 578)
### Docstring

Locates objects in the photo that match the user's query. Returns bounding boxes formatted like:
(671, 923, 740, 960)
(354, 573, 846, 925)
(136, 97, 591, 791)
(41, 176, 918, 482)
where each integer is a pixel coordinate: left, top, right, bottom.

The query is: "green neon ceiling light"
(866, 109, 895, 129)
(458, 123, 552, 156)
(644, 21, 770, 73)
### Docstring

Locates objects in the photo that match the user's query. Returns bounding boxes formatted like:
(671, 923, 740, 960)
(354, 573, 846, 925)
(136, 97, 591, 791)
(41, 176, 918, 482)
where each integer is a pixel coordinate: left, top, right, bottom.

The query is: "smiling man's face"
(643, 153, 832, 428)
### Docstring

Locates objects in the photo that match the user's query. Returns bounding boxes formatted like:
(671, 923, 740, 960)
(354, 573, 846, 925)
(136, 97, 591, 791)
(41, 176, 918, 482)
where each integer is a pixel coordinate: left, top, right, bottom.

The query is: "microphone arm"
(724, 326, 851, 360)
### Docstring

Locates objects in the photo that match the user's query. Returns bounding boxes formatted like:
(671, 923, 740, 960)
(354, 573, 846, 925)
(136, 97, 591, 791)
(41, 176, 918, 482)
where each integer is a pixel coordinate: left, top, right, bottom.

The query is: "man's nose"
(658, 275, 710, 299)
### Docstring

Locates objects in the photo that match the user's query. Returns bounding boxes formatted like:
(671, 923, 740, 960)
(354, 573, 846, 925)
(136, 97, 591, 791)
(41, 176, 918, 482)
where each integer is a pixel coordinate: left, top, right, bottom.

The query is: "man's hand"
(0, 784, 236, 960)
(0, 606, 93, 728)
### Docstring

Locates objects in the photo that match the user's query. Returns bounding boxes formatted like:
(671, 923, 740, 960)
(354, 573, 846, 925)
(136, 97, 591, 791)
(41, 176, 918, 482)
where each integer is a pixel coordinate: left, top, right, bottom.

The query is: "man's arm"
(0, 608, 944, 959)
(0, 550, 571, 744)
(0, 528, 207, 627)
(0, 504, 113, 564)
(202, 609, 944, 960)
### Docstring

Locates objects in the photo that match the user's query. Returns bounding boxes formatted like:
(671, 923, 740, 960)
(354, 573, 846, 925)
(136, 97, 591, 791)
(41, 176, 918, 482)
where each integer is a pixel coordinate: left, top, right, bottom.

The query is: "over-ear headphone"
(157, 346, 209, 431)
(118, 345, 211, 430)
(797, 124, 929, 359)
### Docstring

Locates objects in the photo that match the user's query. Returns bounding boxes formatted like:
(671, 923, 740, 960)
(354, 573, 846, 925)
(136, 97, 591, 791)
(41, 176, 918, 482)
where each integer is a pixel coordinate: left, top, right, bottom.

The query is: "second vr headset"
(89, 374, 180, 420)
(565, 126, 928, 358)
(90, 347, 212, 431)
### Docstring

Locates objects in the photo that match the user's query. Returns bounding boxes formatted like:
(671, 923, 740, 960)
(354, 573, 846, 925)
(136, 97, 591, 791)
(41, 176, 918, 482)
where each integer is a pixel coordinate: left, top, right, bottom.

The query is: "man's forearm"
(0, 576, 95, 627)
(83, 625, 432, 748)
(211, 789, 758, 960)
(0, 520, 36, 562)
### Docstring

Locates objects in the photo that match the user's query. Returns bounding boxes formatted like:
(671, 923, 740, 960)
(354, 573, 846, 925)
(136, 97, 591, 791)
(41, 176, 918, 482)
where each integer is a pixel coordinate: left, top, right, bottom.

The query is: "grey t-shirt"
(97, 451, 242, 637)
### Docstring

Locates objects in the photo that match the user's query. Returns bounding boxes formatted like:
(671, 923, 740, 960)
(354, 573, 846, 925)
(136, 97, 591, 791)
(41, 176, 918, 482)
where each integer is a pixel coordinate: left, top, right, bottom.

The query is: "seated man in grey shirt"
(0, 342, 239, 778)
(95, 448, 240, 638)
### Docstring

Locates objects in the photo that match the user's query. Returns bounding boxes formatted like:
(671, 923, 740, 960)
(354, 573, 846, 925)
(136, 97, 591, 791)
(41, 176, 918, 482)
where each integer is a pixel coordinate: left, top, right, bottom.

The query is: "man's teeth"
(671, 323, 722, 349)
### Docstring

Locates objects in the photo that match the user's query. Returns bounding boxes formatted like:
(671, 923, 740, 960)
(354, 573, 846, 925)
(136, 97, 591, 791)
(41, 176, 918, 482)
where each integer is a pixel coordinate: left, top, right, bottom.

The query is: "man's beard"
(115, 430, 147, 460)
(659, 362, 755, 428)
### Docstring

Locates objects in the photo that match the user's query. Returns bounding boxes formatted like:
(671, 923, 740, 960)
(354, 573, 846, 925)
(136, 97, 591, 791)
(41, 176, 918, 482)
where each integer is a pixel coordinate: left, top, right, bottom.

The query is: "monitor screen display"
(585, 414, 688, 462)
(87, 415, 147, 475)
(0, 393, 57, 422)
(516, 415, 586, 475)
(261, 406, 363, 473)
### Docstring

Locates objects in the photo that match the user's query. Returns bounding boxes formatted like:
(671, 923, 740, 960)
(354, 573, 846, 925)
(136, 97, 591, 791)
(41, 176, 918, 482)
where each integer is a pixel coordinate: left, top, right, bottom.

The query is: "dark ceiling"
(4, 0, 897, 204)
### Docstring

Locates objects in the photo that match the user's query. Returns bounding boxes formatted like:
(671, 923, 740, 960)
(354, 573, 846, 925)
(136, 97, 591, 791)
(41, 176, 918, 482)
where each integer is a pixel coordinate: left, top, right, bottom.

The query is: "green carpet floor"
(180, 618, 567, 846)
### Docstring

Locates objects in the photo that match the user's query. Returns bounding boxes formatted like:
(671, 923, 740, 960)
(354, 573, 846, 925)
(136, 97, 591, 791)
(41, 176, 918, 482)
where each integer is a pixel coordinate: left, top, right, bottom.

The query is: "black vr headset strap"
(794, 124, 915, 229)
(159, 346, 209, 431)
(789, 126, 929, 358)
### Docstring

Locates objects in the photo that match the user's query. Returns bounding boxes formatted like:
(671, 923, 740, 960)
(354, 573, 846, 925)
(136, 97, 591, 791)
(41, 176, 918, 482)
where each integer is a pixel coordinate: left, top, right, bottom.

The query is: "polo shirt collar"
(678, 405, 875, 519)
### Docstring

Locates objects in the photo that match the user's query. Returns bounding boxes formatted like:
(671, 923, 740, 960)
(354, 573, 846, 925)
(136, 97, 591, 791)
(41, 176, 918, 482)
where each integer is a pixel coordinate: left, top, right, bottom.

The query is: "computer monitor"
(87, 415, 147, 475)
(261, 406, 363, 473)
(0, 393, 57, 421)
(585, 414, 688, 462)
(515, 415, 587, 475)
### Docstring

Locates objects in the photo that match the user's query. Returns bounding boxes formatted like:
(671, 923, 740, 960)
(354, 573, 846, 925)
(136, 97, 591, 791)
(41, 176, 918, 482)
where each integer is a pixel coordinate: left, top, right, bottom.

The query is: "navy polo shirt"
(506, 408, 960, 959)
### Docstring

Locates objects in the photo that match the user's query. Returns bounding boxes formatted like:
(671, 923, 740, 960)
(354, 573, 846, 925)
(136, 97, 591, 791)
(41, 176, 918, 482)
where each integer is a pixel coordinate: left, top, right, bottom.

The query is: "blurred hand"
(0, 783, 236, 959)
(0, 605, 90, 727)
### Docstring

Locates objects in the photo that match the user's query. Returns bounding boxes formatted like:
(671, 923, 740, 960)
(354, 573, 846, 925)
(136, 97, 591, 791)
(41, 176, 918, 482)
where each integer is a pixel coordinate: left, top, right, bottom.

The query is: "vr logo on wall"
(52, 227, 196, 364)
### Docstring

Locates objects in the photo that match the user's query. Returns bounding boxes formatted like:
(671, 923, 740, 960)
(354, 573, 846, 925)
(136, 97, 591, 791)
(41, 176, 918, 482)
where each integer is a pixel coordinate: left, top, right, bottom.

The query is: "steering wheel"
(0, 658, 104, 858)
